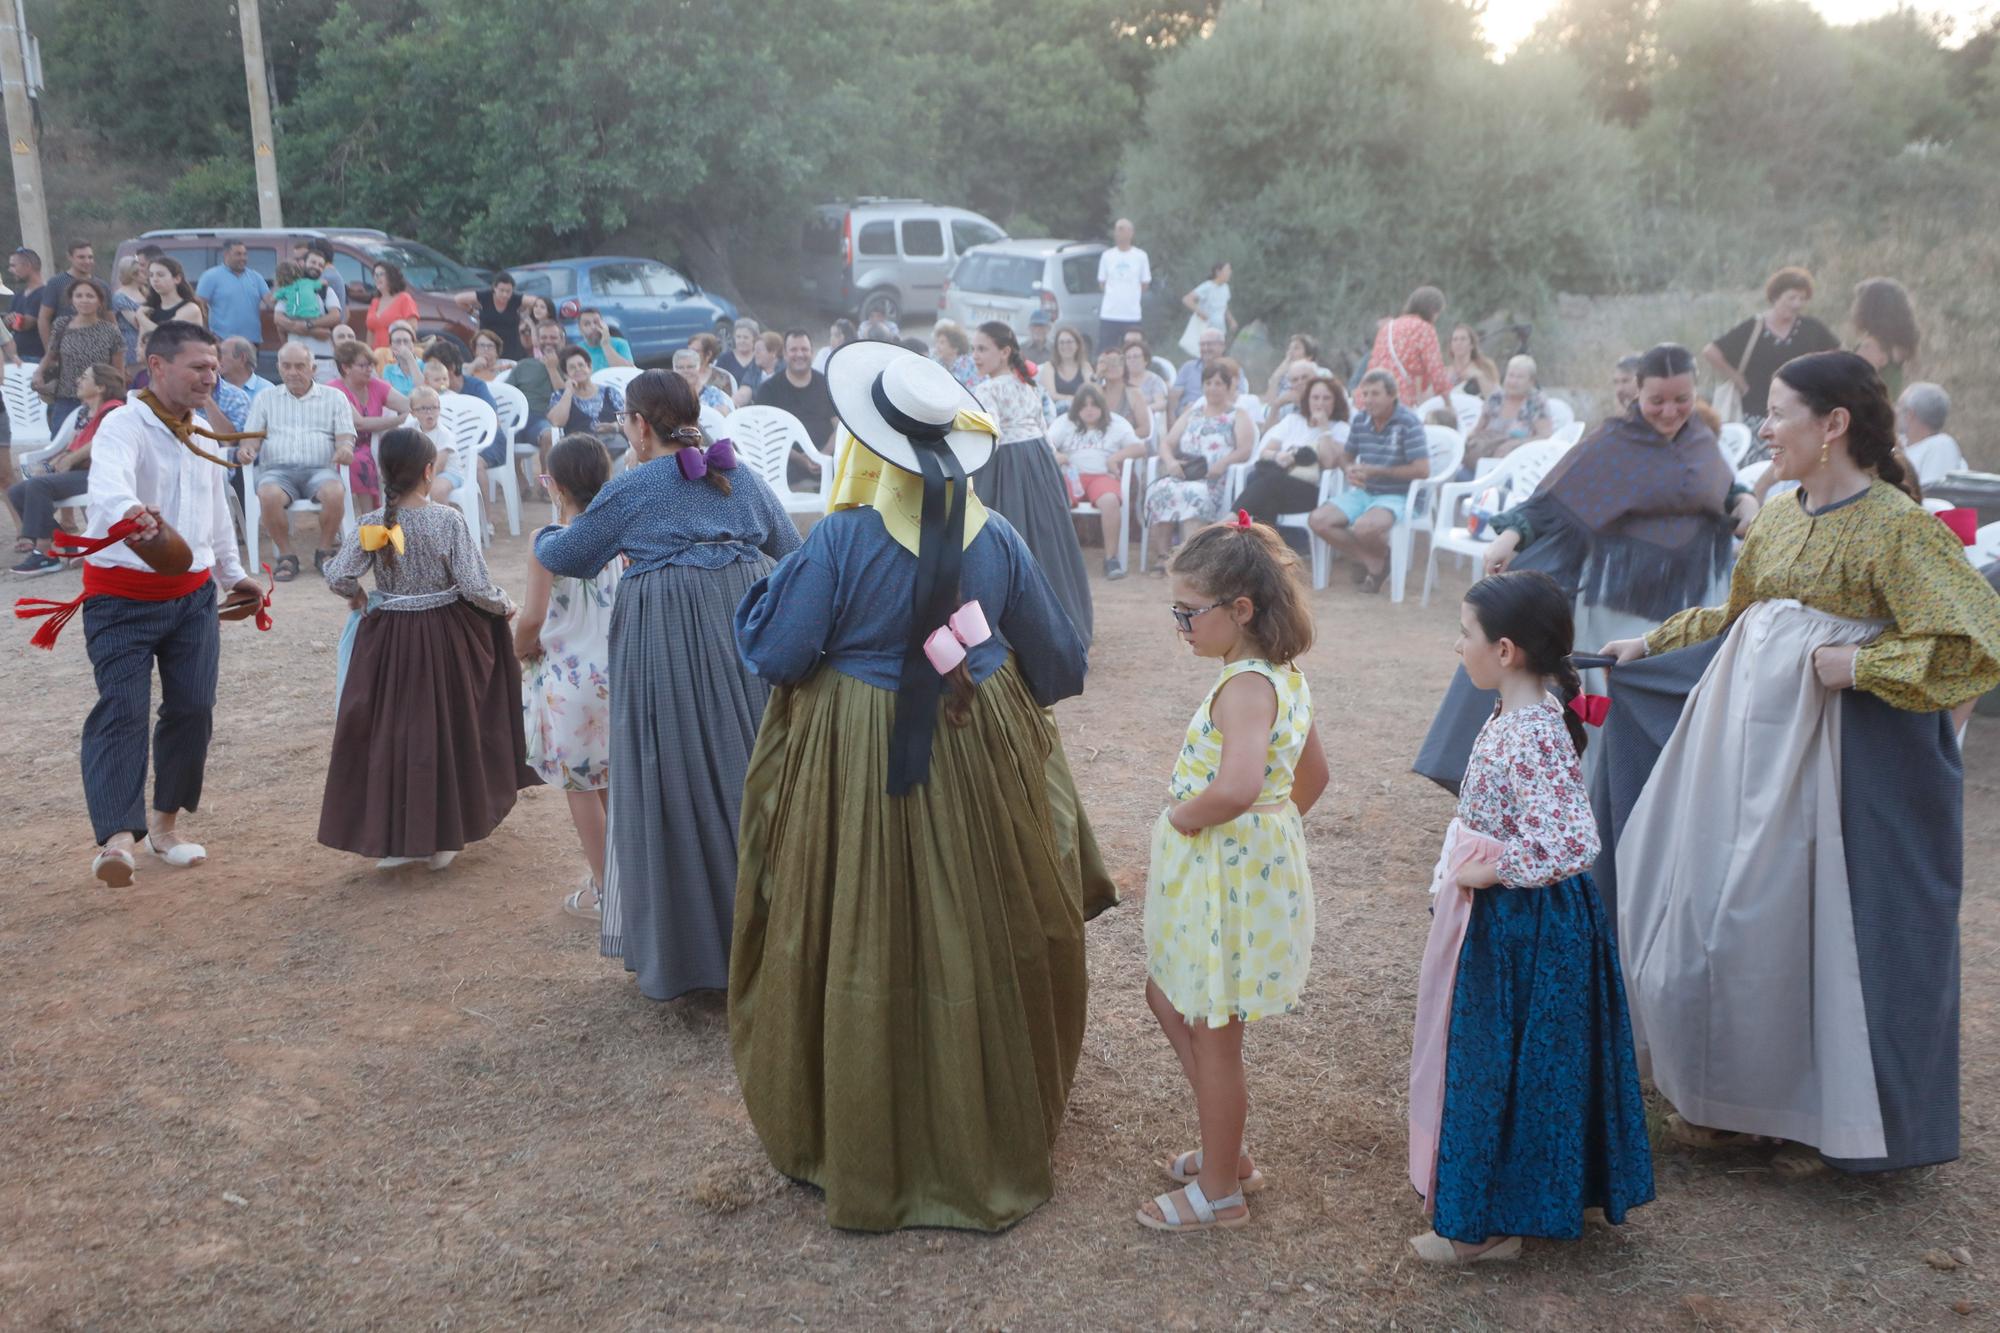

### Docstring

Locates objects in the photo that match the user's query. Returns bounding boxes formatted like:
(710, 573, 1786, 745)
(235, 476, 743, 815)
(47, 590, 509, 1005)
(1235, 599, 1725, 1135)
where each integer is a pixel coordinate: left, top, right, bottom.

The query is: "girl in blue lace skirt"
(1408, 570, 1653, 1263)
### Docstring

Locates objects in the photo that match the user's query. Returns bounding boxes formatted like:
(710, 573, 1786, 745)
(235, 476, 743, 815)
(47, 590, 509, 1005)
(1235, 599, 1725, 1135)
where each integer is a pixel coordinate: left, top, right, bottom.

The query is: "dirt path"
(2, 524, 1995, 1331)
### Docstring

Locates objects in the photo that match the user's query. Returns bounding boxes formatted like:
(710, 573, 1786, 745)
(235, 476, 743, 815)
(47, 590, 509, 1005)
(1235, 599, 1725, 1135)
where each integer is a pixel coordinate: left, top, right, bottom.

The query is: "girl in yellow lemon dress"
(1138, 512, 1329, 1233)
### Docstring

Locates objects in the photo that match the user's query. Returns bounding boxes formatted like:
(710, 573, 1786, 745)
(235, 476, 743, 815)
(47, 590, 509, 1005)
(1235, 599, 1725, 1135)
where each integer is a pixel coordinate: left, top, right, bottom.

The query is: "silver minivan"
(801, 199, 1007, 325)
(939, 239, 1109, 345)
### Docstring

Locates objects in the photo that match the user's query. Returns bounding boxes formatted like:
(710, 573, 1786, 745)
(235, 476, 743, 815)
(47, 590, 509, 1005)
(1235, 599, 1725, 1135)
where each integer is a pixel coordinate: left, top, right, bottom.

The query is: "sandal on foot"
(563, 879, 603, 920)
(1359, 572, 1386, 595)
(142, 833, 207, 868)
(313, 549, 334, 575)
(376, 856, 421, 870)
(426, 850, 459, 872)
(1771, 1144, 1826, 1179)
(1409, 1231, 1522, 1265)
(1165, 1149, 1267, 1195)
(1665, 1112, 1778, 1151)
(1135, 1178, 1248, 1233)
(92, 845, 136, 887)
(272, 554, 301, 583)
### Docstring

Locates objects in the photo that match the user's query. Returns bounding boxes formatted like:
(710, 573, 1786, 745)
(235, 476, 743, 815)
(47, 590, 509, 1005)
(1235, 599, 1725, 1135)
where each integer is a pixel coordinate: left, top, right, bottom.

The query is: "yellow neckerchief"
(826, 419, 994, 557)
(137, 389, 263, 468)
(358, 523, 406, 555)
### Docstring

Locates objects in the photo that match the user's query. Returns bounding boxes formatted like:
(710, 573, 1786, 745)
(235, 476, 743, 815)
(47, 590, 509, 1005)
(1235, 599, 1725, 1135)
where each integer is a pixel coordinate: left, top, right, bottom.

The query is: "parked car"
(507, 257, 736, 365)
(117, 227, 481, 361)
(939, 239, 1108, 347)
(801, 199, 1007, 325)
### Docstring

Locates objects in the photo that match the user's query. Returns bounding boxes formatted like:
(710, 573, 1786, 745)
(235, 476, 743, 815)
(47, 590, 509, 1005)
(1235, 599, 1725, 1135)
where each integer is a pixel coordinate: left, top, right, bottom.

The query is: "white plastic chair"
(3, 362, 51, 450)
(594, 366, 643, 399)
(1736, 458, 1772, 489)
(242, 459, 359, 570)
(424, 393, 494, 544)
(487, 380, 532, 536)
(1069, 455, 1135, 572)
(1417, 392, 1483, 436)
(1235, 393, 1266, 426)
(1968, 520, 2000, 571)
(1554, 420, 1585, 447)
(1150, 356, 1176, 386)
(725, 404, 832, 516)
(1422, 437, 1572, 606)
(1384, 425, 1466, 604)
(1717, 421, 1756, 468)
(1545, 397, 1576, 432)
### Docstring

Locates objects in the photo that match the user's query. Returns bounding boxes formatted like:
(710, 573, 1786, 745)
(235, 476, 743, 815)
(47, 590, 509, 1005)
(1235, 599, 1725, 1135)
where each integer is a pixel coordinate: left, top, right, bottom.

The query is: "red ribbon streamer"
(1568, 693, 1612, 727)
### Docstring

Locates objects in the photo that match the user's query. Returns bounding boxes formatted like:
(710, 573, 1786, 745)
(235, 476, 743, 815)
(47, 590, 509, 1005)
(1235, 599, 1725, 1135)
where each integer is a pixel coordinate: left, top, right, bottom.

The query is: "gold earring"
(1820, 439, 1831, 465)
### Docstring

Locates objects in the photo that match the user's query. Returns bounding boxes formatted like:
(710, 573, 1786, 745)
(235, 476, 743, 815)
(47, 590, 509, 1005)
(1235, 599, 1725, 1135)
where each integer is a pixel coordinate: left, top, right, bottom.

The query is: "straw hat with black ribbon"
(823, 341, 999, 794)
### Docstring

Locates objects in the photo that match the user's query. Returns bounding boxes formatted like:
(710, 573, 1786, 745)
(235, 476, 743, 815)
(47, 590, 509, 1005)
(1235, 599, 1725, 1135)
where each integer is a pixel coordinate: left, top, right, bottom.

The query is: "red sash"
(13, 520, 212, 649)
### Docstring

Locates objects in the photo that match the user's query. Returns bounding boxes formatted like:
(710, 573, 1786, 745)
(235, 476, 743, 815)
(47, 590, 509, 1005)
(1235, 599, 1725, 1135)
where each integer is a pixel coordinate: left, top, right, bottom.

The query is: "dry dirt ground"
(2, 519, 1996, 1332)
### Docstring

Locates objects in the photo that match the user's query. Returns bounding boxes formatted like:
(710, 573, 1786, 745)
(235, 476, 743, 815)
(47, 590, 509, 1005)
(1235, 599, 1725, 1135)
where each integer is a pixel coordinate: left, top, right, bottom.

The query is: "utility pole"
(237, 0, 283, 227)
(0, 2, 49, 263)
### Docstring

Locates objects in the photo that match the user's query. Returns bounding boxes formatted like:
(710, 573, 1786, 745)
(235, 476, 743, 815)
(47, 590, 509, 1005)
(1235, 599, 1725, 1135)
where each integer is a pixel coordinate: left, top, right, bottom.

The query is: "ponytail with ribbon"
(675, 433, 737, 495)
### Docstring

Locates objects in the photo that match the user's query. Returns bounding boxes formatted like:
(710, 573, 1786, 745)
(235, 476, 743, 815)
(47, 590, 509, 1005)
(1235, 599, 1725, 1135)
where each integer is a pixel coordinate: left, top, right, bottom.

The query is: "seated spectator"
(546, 343, 625, 455)
(1367, 286, 1454, 407)
(509, 318, 565, 492)
(717, 317, 761, 385)
(577, 307, 633, 370)
(1123, 337, 1170, 429)
(1095, 346, 1152, 441)
(454, 270, 528, 359)
(931, 320, 977, 387)
(1610, 353, 1642, 418)
(1307, 369, 1429, 594)
(330, 338, 408, 510)
(469, 328, 515, 382)
(734, 329, 782, 405)
(1462, 353, 1555, 470)
(1264, 333, 1320, 405)
(673, 344, 733, 415)
(519, 294, 557, 330)
(754, 328, 837, 486)
(812, 317, 854, 373)
(1048, 384, 1149, 579)
(1167, 326, 1246, 421)
(137, 257, 205, 339)
(34, 277, 125, 431)
(1446, 323, 1500, 398)
(1020, 308, 1054, 365)
(239, 341, 358, 581)
(1147, 358, 1255, 571)
(1236, 369, 1350, 546)
(402, 384, 474, 506)
(207, 369, 253, 433)
(689, 332, 736, 399)
(220, 335, 275, 400)
(1897, 382, 1966, 488)
(365, 261, 419, 349)
(423, 339, 505, 499)
(7, 362, 124, 576)
(380, 320, 423, 396)
(1036, 322, 1095, 408)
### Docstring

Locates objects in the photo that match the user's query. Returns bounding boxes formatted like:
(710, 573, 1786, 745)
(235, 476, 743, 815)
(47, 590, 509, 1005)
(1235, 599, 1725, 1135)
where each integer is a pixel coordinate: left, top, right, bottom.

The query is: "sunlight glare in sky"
(1481, 0, 1996, 55)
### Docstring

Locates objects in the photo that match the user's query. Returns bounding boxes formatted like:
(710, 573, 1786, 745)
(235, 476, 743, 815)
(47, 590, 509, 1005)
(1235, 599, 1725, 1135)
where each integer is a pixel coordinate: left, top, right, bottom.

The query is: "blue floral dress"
(524, 531, 620, 791)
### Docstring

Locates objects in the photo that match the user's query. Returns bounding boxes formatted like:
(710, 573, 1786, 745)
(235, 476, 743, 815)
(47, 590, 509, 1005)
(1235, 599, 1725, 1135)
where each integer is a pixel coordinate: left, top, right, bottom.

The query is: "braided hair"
(372, 427, 437, 569)
(1464, 569, 1588, 756)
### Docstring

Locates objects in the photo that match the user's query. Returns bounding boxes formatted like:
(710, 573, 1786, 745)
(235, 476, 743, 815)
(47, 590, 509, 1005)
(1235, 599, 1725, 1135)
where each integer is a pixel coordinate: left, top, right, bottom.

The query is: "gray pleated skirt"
(979, 438, 1094, 645)
(597, 557, 774, 1002)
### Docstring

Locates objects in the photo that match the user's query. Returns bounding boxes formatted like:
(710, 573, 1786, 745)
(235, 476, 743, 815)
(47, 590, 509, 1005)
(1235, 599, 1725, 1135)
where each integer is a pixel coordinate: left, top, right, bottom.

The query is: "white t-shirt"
(1096, 246, 1151, 322)
(1189, 280, 1230, 332)
(1047, 411, 1140, 475)
(1905, 432, 1966, 488)
(1260, 415, 1349, 480)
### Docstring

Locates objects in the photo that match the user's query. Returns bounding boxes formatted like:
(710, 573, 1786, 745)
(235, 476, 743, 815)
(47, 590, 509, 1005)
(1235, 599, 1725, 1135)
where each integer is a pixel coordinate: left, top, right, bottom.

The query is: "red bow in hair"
(1568, 694, 1611, 727)
(1235, 509, 1252, 529)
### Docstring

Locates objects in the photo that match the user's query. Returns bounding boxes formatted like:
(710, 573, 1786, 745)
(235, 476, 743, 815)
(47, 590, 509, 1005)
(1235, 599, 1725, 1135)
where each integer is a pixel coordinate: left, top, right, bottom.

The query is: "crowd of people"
(9, 216, 2000, 1266)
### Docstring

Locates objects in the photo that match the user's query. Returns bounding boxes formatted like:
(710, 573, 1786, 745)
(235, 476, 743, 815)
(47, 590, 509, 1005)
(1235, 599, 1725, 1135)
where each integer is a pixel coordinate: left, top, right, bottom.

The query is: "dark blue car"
(508, 256, 737, 363)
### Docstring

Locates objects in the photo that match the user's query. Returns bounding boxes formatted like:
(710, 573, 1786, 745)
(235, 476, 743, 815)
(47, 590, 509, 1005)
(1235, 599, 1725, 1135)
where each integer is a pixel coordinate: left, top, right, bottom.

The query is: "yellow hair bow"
(953, 407, 998, 437)
(359, 523, 405, 555)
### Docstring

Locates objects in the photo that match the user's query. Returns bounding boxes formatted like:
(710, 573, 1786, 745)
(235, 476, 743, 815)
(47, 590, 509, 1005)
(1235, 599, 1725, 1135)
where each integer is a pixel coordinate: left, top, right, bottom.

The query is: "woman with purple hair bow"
(534, 370, 800, 1003)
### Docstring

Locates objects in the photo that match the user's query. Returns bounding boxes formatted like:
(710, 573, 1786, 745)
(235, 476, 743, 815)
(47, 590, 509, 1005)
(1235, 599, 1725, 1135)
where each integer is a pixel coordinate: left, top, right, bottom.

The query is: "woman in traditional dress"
(969, 320, 1094, 642)
(730, 343, 1114, 1232)
(1413, 344, 1758, 793)
(534, 371, 800, 1000)
(1598, 350, 2000, 1176)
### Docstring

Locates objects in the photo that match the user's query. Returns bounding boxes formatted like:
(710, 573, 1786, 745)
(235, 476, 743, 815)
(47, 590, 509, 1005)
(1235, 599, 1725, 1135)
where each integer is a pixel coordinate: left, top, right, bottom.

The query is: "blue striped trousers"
(80, 582, 220, 845)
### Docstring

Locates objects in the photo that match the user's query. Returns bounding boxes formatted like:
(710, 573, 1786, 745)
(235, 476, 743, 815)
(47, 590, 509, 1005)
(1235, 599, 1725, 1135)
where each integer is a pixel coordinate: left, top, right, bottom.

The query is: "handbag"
(1177, 312, 1206, 359)
(1710, 321, 1759, 424)
(1174, 454, 1209, 482)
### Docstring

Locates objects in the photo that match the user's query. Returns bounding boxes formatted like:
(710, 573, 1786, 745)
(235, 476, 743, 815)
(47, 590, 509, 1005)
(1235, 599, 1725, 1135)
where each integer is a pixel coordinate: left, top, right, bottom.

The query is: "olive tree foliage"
(1116, 1, 1633, 351)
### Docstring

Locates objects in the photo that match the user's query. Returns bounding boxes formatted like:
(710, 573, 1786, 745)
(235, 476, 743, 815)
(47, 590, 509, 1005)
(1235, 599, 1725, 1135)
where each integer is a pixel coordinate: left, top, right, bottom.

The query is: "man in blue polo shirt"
(1308, 369, 1431, 594)
(195, 240, 270, 345)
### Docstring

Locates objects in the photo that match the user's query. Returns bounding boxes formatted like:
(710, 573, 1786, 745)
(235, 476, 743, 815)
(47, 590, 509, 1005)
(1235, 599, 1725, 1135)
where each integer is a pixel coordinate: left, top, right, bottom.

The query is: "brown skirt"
(317, 600, 538, 858)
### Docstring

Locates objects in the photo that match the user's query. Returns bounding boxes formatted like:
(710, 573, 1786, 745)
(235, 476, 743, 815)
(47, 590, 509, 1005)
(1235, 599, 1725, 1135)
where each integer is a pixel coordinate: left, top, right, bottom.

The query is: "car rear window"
(954, 254, 1043, 298)
(856, 220, 896, 258)
(1060, 253, 1098, 296)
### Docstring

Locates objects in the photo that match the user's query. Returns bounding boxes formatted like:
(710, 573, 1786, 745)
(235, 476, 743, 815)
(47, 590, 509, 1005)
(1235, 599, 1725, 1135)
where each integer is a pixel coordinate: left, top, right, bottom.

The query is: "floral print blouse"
(1647, 481, 2000, 712)
(973, 372, 1049, 444)
(1455, 697, 1600, 889)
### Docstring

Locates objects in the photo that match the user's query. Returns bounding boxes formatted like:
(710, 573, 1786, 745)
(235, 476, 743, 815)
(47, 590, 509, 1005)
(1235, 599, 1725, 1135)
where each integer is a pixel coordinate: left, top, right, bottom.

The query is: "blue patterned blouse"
(533, 453, 801, 578)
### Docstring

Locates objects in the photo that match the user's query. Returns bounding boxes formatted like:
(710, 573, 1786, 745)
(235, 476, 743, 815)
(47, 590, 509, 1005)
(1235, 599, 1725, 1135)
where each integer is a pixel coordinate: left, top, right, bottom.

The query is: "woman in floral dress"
(1145, 358, 1254, 572)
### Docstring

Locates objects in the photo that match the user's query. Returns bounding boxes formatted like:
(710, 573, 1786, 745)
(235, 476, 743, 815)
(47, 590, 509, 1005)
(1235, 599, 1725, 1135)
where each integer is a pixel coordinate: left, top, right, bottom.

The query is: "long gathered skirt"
(979, 438, 1094, 644)
(606, 558, 773, 1002)
(1597, 606, 1964, 1171)
(1429, 873, 1655, 1243)
(318, 601, 537, 858)
(729, 658, 1116, 1232)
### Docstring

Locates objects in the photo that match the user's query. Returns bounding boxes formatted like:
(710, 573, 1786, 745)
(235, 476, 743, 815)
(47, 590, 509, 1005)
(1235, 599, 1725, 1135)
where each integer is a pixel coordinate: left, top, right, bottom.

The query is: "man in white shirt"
(1897, 382, 1966, 489)
(67, 320, 261, 884)
(1095, 218, 1151, 349)
(238, 341, 357, 577)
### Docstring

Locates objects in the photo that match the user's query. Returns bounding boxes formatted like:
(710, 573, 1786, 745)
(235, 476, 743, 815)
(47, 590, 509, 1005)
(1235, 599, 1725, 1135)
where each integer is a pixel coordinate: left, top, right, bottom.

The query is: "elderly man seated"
(1898, 381, 1966, 489)
(1167, 326, 1248, 420)
(238, 341, 357, 581)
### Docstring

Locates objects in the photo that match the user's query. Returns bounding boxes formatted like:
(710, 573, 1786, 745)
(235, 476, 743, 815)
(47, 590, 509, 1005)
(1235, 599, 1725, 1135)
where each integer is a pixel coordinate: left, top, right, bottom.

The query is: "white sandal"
(1135, 1178, 1249, 1232)
(92, 845, 136, 887)
(142, 833, 207, 868)
(427, 850, 459, 872)
(1408, 1231, 1522, 1264)
(563, 878, 602, 920)
(1166, 1149, 1267, 1195)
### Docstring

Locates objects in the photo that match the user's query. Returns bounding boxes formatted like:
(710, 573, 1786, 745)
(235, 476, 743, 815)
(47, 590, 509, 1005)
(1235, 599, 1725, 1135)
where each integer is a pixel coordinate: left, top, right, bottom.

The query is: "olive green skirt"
(729, 657, 1115, 1232)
